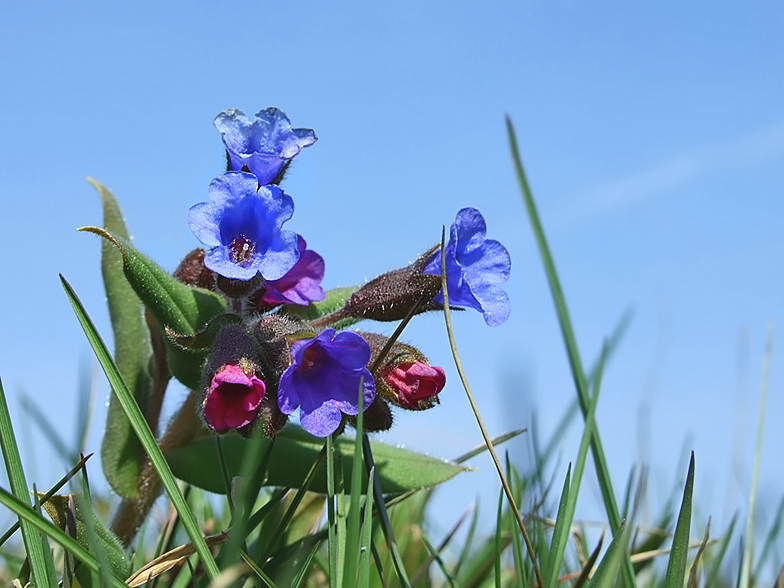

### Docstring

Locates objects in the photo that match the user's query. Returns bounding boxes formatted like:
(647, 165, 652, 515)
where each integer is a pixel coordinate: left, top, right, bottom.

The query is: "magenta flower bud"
(203, 363, 266, 432)
(379, 361, 446, 411)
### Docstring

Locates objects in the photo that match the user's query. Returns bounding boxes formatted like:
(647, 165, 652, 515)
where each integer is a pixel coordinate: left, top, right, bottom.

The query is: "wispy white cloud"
(558, 120, 784, 227)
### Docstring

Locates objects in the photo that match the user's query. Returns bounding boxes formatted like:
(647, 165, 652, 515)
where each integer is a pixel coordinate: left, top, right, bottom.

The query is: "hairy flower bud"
(201, 324, 277, 435)
(341, 246, 442, 322)
(173, 248, 216, 291)
(361, 332, 445, 411)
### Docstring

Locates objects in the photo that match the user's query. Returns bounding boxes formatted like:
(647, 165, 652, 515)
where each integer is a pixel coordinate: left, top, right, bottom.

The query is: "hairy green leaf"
(88, 178, 153, 499)
(79, 226, 228, 389)
(165, 424, 469, 495)
(42, 494, 130, 586)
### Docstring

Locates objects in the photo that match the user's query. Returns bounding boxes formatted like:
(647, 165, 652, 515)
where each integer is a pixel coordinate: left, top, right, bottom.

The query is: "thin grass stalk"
(343, 381, 366, 586)
(506, 116, 637, 588)
(438, 227, 544, 588)
(215, 436, 235, 520)
(0, 379, 56, 587)
(420, 529, 458, 588)
(547, 343, 607, 588)
(326, 434, 339, 588)
(357, 467, 375, 587)
(740, 324, 774, 588)
(706, 515, 737, 588)
(0, 487, 127, 588)
(60, 275, 220, 580)
(495, 486, 504, 588)
(256, 444, 327, 564)
(362, 433, 412, 588)
(0, 453, 92, 548)
(753, 496, 784, 580)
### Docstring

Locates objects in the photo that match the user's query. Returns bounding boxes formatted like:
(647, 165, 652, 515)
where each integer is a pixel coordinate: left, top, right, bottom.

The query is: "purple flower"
(203, 364, 266, 432)
(215, 108, 317, 185)
(258, 235, 326, 307)
(278, 329, 376, 437)
(423, 207, 511, 326)
(187, 172, 299, 281)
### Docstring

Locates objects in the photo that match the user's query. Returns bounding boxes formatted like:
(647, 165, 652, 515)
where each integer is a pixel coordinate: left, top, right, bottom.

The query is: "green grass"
(0, 119, 779, 588)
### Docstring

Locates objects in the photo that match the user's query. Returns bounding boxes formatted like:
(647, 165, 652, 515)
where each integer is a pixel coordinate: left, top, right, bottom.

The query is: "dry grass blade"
(409, 503, 472, 584)
(774, 563, 784, 588)
(125, 532, 229, 586)
(573, 531, 605, 588)
(627, 540, 717, 565)
(686, 519, 711, 588)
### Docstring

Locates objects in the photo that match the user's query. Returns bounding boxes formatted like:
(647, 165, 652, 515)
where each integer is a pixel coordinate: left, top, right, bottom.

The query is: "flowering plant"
(71, 106, 511, 550)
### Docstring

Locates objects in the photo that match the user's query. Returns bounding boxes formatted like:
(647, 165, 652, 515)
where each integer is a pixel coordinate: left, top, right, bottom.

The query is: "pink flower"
(203, 364, 266, 432)
(380, 361, 446, 410)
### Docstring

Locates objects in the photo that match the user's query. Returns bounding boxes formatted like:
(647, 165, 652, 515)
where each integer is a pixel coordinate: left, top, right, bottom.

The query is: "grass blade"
(588, 520, 629, 588)
(544, 464, 571, 586)
(343, 383, 366, 586)
(706, 514, 737, 588)
(506, 116, 636, 588)
(357, 466, 375, 587)
(438, 226, 543, 588)
(0, 378, 56, 587)
(362, 433, 412, 588)
(326, 434, 339, 588)
(740, 325, 774, 588)
(574, 532, 605, 588)
(548, 343, 607, 588)
(665, 452, 695, 588)
(0, 487, 127, 587)
(686, 519, 711, 588)
(452, 429, 527, 464)
(60, 275, 220, 581)
(494, 486, 504, 588)
(0, 453, 92, 548)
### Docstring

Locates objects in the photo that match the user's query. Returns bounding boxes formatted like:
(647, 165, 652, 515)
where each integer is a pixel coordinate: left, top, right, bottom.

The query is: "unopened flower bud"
(361, 332, 445, 411)
(354, 396, 394, 432)
(378, 361, 445, 411)
(341, 247, 442, 322)
(173, 248, 216, 290)
(201, 324, 270, 435)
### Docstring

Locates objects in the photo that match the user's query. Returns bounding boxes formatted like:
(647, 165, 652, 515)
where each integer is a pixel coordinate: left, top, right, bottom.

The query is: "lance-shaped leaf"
(42, 493, 130, 586)
(165, 424, 469, 494)
(79, 226, 228, 389)
(88, 178, 153, 499)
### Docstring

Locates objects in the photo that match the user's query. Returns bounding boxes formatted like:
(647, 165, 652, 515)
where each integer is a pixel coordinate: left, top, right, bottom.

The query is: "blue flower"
(214, 108, 317, 185)
(278, 329, 376, 437)
(423, 207, 511, 326)
(187, 172, 299, 281)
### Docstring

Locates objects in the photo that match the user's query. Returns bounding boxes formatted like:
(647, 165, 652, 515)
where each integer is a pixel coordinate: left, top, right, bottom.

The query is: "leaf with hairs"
(87, 178, 153, 499)
(165, 424, 469, 495)
(79, 226, 227, 389)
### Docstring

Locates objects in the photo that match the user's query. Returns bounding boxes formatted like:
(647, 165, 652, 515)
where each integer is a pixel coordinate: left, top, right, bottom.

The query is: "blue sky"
(2, 0, 783, 570)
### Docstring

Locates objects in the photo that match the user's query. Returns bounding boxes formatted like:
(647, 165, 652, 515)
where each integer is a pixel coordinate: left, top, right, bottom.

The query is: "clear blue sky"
(2, 0, 783, 570)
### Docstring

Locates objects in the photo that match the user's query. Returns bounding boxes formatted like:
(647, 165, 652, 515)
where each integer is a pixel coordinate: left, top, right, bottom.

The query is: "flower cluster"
(180, 107, 511, 438)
